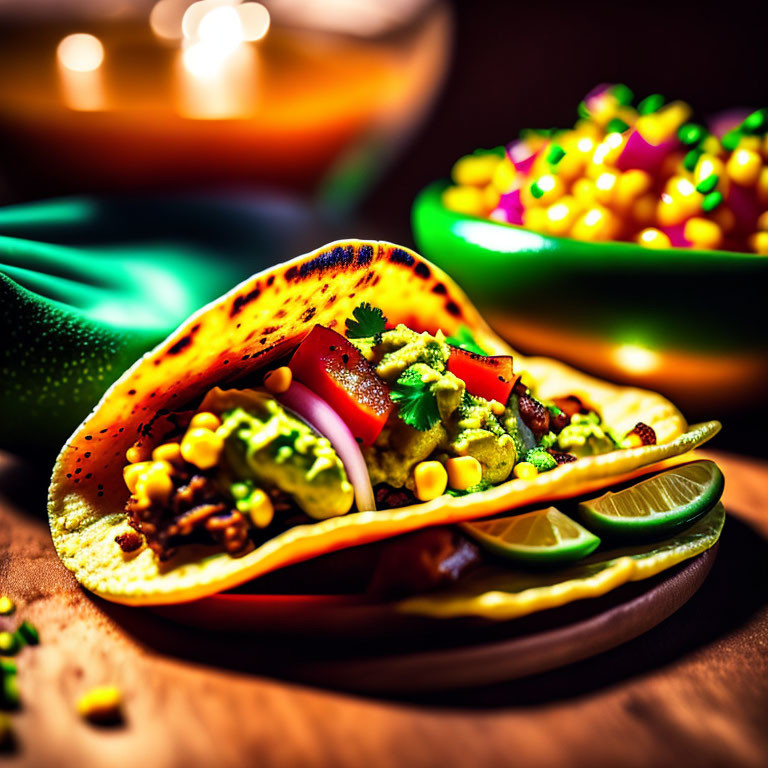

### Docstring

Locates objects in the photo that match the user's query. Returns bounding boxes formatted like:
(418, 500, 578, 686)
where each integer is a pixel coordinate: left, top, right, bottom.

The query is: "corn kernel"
(77, 686, 122, 724)
(657, 178, 699, 226)
(624, 433, 643, 448)
(571, 206, 616, 242)
(451, 153, 501, 187)
(123, 461, 151, 494)
(594, 171, 618, 204)
(247, 488, 274, 528)
(445, 456, 483, 491)
(489, 399, 506, 416)
(442, 185, 486, 217)
(492, 158, 516, 193)
(483, 185, 501, 210)
(757, 211, 768, 231)
(701, 135, 722, 156)
(750, 232, 768, 255)
(264, 366, 293, 395)
(125, 445, 143, 464)
(530, 174, 564, 206)
(513, 462, 539, 480)
(758, 167, 768, 205)
(726, 149, 762, 186)
(632, 194, 657, 226)
(152, 442, 182, 464)
(522, 206, 548, 233)
(615, 169, 652, 209)
(737, 135, 762, 152)
(684, 217, 723, 250)
(694, 155, 725, 186)
(712, 206, 735, 234)
(545, 196, 580, 236)
(413, 461, 448, 502)
(180, 428, 223, 470)
(637, 228, 672, 249)
(572, 177, 597, 207)
(190, 411, 221, 431)
(135, 461, 174, 504)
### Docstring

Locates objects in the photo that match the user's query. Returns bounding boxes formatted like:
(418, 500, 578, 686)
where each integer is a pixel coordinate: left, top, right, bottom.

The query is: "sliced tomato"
(447, 347, 516, 404)
(289, 325, 392, 446)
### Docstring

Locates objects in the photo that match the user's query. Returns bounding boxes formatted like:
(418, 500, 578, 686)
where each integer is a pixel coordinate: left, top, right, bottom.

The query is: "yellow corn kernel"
(492, 158, 516, 193)
(77, 686, 122, 724)
(522, 206, 548, 233)
(180, 427, 223, 470)
(125, 445, 143, 464)
(572, 177, 597, 207)
(513, 462, 539, 480)
(135, 461, 174, 504)
(483, 184, 501, 210)
(624, 432, 643, 448)
(632, 193, 657, 226)
(489, 399, 506, 416)
(246, 488, 274, 528)
(749, 232, 768, 255)
(413, 460, 448, 502)
(190, 411, 221, 431)
(684, 217, 723, 250)
(442, 185, 486, 217)
(694, 155, 725, 185)
(657, 177, 699, 226)
(123, 461, 151, 494)
(590, 132, 626, 169)
(757, 211, 768, 231)
(712, 206, 735, 234)
(701, 135, 722, 157)
(264, 366, 293, 395)
(152, 442, 182, 464)
(545, 196, 580, 236)
(737, 135, 762, 152)
(529, 174, 564, 206)
(445, 456, 483, 491)
(615, 169, 652, 209)
(635, 115, 666, 146)
(594, 171, 619, 205)
(571, 206, 616, 242)
(451, 153, 501, 187)
(637, 228, 672, 249)
(758, 167, 768, 205)
(726, 149, 762, 186)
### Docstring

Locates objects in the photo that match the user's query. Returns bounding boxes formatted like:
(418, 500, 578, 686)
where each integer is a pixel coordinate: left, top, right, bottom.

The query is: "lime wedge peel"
(461, 507, 601, 565)
(578, 460, 724, 537)
(399, 503, 725, 620)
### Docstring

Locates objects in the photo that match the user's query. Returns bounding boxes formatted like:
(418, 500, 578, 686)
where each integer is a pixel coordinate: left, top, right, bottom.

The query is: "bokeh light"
(57, 34, 105, 72)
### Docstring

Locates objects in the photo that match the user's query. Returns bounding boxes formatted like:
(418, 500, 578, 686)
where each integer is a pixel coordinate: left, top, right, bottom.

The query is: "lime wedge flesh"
(461, 507, 601, 565)
(578, 460, 724, 537)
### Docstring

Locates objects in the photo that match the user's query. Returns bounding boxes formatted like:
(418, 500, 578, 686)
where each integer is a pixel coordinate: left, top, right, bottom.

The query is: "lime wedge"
(578, 460, 724, 537)
(461, 507, 601, 565)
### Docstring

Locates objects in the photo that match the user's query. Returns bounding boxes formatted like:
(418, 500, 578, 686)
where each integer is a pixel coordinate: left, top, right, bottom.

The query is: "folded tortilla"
(48, 240, 720, 605)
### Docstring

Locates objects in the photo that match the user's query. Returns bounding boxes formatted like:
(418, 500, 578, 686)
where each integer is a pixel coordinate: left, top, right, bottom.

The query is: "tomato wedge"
(447, 347, 516, 404)
(289, 325, 392, 446)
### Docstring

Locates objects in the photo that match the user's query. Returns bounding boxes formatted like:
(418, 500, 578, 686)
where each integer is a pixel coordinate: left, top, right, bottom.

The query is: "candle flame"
(57, 33, 104, 73)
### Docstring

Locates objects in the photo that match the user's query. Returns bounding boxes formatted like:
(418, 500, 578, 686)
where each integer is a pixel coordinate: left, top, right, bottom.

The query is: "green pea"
(17, 622, 38, 647)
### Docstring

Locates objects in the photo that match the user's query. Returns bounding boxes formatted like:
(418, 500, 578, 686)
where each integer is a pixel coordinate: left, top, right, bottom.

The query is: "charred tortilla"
(48, 240, 720, 606)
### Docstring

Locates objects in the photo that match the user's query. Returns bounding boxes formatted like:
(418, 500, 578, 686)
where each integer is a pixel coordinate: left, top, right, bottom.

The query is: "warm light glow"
(238, 3, 270, 41)
(57, 33, 104, 72)
(613, 344, 661, 374)
(150, 0, 186, 40)
(197, 5, 243, 52)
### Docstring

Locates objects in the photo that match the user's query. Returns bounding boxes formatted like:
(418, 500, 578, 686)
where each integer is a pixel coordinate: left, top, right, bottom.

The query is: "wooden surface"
(1, 449, 767, 768)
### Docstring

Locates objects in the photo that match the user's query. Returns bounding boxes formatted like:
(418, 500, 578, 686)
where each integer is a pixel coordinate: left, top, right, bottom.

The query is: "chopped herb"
(447, 480, 491, 497)
(16, 621, 38, 647)
(524, 447, 558, 471)
(446, 326, 487, 355)
(345, 302, 387, 340)
(606, 117, 630, 134)
(391, 368, 441, 432)
(610, 83, 634, 106)
(637, 93, 664, 115)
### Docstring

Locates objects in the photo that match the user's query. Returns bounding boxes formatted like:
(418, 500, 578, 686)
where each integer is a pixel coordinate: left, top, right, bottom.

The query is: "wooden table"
(1, 449, 767, 768)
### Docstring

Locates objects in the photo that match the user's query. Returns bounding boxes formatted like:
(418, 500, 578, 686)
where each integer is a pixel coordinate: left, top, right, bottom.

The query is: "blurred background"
(1, 0, 767, 456)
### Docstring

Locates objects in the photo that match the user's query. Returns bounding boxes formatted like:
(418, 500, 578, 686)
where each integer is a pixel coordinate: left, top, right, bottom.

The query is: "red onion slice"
(278, 381, 376, 513)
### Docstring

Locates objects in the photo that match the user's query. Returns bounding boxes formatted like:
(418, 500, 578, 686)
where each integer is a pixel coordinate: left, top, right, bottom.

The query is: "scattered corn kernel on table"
(1, 449, 767, 768)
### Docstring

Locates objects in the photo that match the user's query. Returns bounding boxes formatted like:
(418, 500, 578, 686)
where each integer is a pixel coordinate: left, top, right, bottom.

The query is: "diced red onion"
(727, 184, 760, 234)
(506, 140, 539, 175)
(661, 224, 689, 248)
(616, 129, 674, 173)
(278, 381, 376, 512)
(495, 188, 524, 225)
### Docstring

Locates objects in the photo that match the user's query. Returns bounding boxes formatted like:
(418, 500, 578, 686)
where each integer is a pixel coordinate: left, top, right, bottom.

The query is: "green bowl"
(412, 181, 768, 410)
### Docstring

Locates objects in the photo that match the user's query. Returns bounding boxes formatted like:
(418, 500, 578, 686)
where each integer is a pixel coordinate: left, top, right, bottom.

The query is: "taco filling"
(120, 304, 657, 562)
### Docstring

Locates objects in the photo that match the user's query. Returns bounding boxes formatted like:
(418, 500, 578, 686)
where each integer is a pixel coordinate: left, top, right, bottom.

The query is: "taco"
(48, 240, 720, 611)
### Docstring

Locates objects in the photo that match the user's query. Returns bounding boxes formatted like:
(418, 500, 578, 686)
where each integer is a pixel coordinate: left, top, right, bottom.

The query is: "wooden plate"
(154, 545, 717, 693)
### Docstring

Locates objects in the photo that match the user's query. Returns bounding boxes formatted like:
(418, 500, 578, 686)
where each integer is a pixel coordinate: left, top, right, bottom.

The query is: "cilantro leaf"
(345, 302, 387, 339)
(391, 370, 441, 431)
(446, 325, 487, 355)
